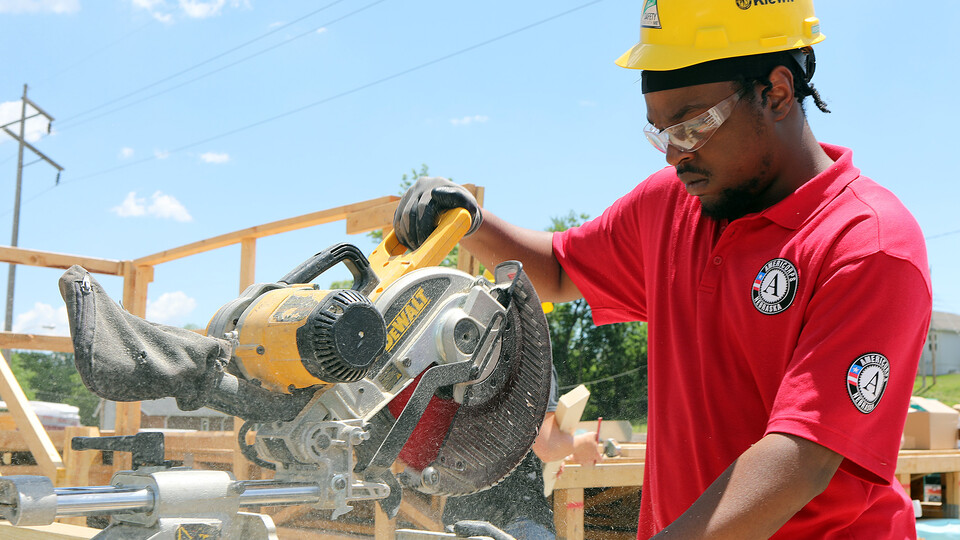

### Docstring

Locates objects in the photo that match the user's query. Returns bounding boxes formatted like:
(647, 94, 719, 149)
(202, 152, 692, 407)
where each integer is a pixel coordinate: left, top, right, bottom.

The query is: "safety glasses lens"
(644, 127, 668, 153)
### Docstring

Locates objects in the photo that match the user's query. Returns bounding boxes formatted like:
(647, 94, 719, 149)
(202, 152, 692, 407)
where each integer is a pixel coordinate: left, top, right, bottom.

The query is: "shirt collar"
(755, 143, 860, 230)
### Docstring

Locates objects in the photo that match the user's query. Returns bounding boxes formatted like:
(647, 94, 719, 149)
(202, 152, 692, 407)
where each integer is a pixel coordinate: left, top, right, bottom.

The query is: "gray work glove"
(393, 176, 482, 250)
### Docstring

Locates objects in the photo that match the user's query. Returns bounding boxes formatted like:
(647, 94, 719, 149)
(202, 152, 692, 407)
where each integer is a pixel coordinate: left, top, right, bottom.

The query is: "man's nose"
(665, 145, 695, 167)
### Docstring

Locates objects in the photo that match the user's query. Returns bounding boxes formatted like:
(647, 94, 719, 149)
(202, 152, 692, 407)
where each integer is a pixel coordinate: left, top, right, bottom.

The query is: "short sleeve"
(766, 252, 932, 484)
(552, 185, 650, 325)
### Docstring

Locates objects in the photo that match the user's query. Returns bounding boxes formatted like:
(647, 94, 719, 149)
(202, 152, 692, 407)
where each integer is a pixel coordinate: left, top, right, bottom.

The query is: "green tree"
(545, 212, 648, 424)
(11, 351, 99, 426)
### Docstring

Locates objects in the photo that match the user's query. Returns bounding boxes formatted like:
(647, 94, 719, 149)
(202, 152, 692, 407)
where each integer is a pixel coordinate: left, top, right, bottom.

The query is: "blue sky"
(1, 0, 958, 337)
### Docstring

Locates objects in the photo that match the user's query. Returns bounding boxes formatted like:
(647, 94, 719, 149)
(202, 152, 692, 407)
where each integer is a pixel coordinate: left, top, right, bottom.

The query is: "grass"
(914, 372, 960, 407)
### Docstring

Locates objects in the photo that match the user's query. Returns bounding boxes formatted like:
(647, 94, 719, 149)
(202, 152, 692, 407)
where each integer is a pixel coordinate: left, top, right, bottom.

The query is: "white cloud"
(0, 0, 80, 14)
(178, 0, 225, 19)
(0, 100, 51, 144)
(13, 302, 69, 336)
(112, 191, 147, 217)
(119, 147, 135, 159)
(146, 291, 197, 324)
(131, 0, 247, 22)
(200, 151, 229, 164)
(111, 191, 192, 222)
(450, 115, 489, 127)
(154, 149, 170, 159)
(316, 27, 327, 34)
(147, 191, 192, 222)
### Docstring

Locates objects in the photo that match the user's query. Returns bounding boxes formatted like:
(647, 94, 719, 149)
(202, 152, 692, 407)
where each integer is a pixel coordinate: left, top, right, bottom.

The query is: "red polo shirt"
(553, 144, 931, 538)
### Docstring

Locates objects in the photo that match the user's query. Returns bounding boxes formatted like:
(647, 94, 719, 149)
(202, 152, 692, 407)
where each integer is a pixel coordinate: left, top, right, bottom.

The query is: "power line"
(57, 0, 604, 188)
(926, 228, 960, 241)
(57, 0, 353, 126)
(559, 365, 645, 392)
(57, 0, 388, 131)
(35, 21, 153, 86)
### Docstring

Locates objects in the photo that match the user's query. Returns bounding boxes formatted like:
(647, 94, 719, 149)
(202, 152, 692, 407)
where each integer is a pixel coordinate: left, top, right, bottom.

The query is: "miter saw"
(0, 209, 553, 539)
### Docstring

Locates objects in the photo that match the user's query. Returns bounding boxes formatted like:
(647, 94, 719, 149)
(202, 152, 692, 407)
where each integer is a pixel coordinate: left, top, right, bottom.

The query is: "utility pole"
(1, 84, 63, 362)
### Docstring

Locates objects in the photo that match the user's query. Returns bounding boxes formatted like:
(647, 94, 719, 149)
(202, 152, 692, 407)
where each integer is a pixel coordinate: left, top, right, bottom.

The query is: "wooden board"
(0, 522, 98, 539)
(0, 351, 63, 481)
(543, 384, 590, 496)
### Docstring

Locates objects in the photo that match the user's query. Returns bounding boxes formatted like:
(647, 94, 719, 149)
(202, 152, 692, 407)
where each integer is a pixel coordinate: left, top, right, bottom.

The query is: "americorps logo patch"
(751, 258, 798, 314)
(846, 353, 890, 414)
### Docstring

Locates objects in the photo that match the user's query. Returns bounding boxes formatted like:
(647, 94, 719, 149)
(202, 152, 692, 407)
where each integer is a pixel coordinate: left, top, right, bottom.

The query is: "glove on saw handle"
(393, 177, 482, 251)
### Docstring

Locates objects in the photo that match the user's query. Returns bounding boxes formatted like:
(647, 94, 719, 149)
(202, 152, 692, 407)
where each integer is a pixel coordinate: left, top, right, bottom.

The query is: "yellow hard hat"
(616, 0, 825, 72)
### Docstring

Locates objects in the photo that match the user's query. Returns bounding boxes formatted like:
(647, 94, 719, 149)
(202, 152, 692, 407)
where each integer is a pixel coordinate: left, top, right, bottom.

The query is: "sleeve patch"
(846, 353, 889, 414)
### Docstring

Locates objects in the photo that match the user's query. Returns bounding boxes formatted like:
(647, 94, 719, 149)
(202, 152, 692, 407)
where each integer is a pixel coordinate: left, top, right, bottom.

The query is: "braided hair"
(735, 48, 830, 114)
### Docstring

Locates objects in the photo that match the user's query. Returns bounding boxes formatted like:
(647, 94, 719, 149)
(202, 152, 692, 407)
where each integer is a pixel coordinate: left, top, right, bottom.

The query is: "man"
(441, 367, 602, 539)
(393, 1, 931, 538)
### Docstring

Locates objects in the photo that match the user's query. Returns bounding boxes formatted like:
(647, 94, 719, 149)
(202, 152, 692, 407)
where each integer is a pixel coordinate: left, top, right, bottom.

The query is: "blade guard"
(378, 262, 553, 497)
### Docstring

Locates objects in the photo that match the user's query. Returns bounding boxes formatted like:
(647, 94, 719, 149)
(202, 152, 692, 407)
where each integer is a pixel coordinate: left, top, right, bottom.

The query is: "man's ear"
(766, 65, 796, 121)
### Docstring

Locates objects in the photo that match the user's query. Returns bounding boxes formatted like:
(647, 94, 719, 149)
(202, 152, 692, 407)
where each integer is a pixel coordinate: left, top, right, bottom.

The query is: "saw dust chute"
(0, 208, 553, 538)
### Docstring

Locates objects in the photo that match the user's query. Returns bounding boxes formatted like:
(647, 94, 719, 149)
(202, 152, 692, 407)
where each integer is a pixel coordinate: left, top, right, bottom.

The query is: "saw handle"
(367, 208, 473, 298)
(279, 242, 379, 295)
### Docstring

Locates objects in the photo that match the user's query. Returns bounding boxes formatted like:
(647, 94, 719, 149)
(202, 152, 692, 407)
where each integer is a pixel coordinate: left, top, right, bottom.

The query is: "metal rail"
(43, 480, 324, 518)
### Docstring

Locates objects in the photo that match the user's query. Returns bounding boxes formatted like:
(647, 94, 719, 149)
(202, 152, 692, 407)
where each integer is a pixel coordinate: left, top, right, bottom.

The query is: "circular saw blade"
(421, 261, 553, 497)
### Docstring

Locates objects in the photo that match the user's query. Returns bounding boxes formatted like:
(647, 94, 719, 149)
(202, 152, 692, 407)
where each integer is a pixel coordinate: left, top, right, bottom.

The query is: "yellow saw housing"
(207, 209, 472, 395)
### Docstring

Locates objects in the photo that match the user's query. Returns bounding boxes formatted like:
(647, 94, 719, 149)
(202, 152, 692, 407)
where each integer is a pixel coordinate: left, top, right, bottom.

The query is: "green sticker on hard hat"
(641, 0, 661, 29)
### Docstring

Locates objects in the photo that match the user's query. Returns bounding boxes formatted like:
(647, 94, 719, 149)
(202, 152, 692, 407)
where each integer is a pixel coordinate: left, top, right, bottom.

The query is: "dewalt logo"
(384, 287, 431, 352)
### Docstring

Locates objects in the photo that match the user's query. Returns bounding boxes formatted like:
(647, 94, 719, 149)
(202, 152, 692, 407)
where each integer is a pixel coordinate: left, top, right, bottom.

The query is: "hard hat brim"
(616, 33, 825, 72)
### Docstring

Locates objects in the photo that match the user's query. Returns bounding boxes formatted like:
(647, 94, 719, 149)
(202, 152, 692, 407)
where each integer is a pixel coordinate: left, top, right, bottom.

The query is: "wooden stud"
(239, 238, 256, 291)
(0, 351, 63, 482)
(554, 487, 585, 540)
(0, 333, 72, 353)
(554, 462, 644, 490)
(544, 385, 590, 497)
(398, 494, 443, 531)
(346, 201, 400, 235)
(60, 426, 101, 526)
(943, 471, 959, 518)
(114, 262, 153, 473)
(374, 502, 396, 540)
(276, 526, 372, 540)
(0, 246, 124, 276)
(134, 196, 401, 266)
(233, 239, 256, 481)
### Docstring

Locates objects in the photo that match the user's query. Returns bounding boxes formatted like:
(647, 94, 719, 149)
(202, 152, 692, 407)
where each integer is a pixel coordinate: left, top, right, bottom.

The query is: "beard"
(699, 176, 764, 221)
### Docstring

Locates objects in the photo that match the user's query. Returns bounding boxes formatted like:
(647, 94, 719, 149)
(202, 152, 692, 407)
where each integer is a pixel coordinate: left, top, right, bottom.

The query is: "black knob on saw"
(296, 289, 386, 383)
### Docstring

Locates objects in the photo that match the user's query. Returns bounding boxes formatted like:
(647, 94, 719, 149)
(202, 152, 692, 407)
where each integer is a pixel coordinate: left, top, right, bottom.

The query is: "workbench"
(897, 449, 960, 519)
(552, 443, 644, 540)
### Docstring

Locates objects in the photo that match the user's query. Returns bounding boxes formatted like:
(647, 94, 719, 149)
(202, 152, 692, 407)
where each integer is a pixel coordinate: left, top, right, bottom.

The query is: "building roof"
(932, 311, 960, 334)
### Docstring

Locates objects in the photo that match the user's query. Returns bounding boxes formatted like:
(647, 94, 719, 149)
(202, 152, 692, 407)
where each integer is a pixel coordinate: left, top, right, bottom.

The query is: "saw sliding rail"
(35, 480, 326, 518)
(0, 474, 344, 526)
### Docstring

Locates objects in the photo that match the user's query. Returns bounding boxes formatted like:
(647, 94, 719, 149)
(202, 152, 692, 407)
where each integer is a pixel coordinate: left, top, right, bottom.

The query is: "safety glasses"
(643, 92, 742, 154)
